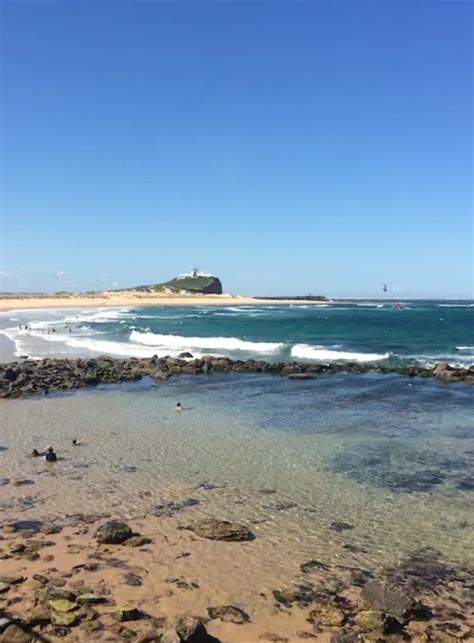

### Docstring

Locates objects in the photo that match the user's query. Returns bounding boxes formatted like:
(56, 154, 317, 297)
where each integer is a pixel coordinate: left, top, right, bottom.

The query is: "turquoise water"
(1, 300, 473, 366)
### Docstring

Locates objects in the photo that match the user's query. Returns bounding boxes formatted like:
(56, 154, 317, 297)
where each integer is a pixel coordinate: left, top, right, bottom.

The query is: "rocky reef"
(0, 357, 472, 399)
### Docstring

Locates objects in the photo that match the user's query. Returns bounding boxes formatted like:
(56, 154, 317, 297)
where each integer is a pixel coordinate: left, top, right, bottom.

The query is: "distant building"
(177, 268, 215, 280)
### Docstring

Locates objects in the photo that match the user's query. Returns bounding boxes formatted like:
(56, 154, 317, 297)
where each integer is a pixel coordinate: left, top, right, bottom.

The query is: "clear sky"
(1, 0, 472, 298)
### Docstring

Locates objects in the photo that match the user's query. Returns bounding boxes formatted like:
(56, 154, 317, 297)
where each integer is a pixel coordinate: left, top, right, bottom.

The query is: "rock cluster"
(1, 356, 472, 398)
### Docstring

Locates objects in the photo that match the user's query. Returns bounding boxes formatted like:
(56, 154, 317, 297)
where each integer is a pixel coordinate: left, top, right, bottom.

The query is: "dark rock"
(330, 521, 354, 533)
(186, 519, 254, 542)
(96, 520, 133, 544)
(287, 373, 316, 380)
(178, 352, 194, 359)
(124, 573, 143, 586)
(207, 605, 250, 624)
(113, 605, 145, 622)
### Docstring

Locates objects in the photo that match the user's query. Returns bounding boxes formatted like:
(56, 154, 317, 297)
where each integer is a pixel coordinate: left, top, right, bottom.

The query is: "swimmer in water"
(175, 402, 183, 412)
(45, 446, 57, 462)
(71, 438, 83, 446)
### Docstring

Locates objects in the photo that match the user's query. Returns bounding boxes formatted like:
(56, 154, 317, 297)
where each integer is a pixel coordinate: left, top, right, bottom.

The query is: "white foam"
(66, 337, 193, 358)
(62, 307, 134, 324)
(456, 346, 474, 351)
(130, 330, 284, 353)
(291, 344, 389, 363)
(437, 303, 474, 308)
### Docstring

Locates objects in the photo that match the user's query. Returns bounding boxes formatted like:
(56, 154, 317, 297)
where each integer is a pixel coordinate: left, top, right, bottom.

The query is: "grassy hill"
(121, 274, 223, 295)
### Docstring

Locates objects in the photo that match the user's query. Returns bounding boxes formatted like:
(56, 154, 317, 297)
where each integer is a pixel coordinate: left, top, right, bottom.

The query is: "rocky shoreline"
(0, 514, 473, 642)
(0, 356, 473, 399)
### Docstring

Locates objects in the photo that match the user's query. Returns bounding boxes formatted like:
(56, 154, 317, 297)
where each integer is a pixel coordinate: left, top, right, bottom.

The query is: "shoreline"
(0, 293, 333, 311)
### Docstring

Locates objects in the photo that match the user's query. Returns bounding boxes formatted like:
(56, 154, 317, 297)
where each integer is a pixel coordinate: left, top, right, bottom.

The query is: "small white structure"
(177, 267, 214, 280)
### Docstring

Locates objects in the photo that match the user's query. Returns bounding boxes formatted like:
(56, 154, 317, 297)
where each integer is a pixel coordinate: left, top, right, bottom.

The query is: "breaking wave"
(291, 344, 389, 363)
(129, 330, 284, 353)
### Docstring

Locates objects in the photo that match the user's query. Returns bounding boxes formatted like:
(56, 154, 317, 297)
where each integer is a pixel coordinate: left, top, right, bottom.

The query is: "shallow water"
(1, 373, 473, 578)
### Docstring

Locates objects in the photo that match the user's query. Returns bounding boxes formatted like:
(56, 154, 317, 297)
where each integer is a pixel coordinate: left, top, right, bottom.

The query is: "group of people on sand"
(31, 438, 82, 462)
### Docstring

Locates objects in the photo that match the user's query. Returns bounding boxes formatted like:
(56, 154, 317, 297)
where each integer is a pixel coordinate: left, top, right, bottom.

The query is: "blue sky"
(1, 1, 472, 298)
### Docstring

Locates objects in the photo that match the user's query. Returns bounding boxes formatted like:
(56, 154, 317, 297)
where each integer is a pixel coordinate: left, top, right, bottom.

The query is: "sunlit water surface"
(1, 373, 473, 577)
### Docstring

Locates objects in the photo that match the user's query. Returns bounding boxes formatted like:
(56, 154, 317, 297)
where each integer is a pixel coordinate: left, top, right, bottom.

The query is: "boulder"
(96, 520, 132, 544)
(48, 599, 79, 613)
(361, 579, 415, 618)
(186, 519, 253, 542)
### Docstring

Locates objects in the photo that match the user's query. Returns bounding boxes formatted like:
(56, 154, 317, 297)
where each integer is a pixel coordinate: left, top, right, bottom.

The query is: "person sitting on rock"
(45, 446, 57, 462)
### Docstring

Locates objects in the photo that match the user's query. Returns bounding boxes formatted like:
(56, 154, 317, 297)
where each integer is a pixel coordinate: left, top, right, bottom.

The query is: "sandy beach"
(0, 293, 330, 311)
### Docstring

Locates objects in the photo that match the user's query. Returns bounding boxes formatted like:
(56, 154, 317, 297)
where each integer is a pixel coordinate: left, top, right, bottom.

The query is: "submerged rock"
(300, 560, 331, 574)
(186, 519, 254, 542)
(273, 585, 316, 607)
(330, 521, 354, 533)
(96, 520, 132, 544)
(207, 605, 251, 624)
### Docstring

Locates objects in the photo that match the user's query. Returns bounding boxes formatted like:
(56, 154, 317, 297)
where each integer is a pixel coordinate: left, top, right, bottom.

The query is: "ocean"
(1, 300, 473, 366)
